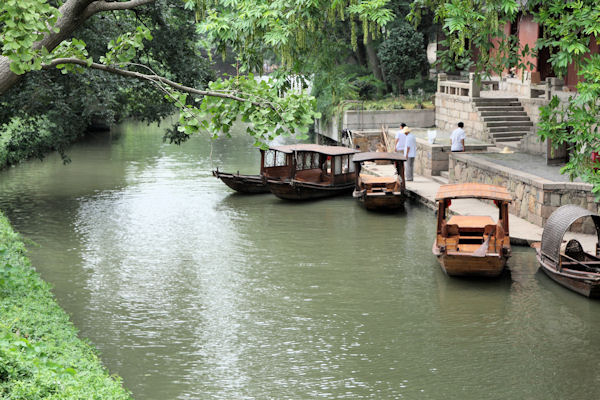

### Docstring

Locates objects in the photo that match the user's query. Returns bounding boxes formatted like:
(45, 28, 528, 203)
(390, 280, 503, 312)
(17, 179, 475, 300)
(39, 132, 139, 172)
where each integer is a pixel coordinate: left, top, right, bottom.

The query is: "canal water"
(1, 122, 599, 399)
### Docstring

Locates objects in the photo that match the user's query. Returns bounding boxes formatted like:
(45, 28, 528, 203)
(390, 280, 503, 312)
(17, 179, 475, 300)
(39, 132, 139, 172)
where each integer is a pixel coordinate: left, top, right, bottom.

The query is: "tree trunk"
(365, 31, 383, 82)
(0, 0, 155, 97)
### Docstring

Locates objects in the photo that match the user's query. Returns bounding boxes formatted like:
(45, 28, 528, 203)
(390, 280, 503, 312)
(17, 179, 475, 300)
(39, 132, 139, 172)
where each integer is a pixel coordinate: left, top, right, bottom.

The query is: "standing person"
(394, 123, 407, 153)
(404, 128, 417, 181)
(450, 122, 466, 152)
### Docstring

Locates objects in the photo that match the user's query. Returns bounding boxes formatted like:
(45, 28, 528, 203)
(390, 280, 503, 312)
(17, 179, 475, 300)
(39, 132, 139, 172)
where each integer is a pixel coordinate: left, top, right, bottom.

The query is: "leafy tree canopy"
(0, 0, 396, 153)
(377, 22, 428, 94)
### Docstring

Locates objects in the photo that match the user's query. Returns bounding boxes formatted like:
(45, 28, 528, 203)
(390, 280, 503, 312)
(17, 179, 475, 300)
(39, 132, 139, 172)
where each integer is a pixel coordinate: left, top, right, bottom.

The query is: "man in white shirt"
(394, 123, 407, 152)
(450, 122, 466, 152)
(404, 128, 417, 181)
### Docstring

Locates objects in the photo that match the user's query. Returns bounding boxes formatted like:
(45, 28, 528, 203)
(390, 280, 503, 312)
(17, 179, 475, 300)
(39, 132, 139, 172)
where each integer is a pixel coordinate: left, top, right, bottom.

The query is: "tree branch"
(43, 58, 275, 109)
(84, 0, 156, 18)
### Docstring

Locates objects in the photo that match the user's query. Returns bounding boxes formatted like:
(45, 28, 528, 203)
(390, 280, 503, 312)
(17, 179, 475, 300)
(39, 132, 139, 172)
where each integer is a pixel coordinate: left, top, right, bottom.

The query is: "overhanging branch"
(84, 0, 156, 18)
(43, 58, 274, 109)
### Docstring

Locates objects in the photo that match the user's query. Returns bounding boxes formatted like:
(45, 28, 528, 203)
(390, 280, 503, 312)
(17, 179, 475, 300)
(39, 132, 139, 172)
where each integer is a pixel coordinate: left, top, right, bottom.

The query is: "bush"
(377, 22, 428, 94)
(0, 213, 132, 399)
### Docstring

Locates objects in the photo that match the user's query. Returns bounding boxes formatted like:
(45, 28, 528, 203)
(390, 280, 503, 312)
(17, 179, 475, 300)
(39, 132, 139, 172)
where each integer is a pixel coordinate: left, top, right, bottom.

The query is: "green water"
(1, 121, 599, 399)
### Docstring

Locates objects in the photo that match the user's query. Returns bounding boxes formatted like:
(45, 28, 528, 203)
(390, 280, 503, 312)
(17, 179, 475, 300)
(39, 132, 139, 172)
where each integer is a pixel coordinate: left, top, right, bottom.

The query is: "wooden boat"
(432, 183, 512, 277)
(535, 205, 600, 298)
(351, 152, 407, 211)
(213, 146, 293, 194)
(212, 169, 269, 194)
(265, 144, 360, 200)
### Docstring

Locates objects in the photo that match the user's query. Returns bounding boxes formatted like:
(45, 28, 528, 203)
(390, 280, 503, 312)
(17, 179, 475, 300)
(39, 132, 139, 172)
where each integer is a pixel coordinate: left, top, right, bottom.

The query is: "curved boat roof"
(435, 183, 512, 202)
(541, 204, 600, 264)
(269, 144, 359, 156)
(352, 152, 406, 163)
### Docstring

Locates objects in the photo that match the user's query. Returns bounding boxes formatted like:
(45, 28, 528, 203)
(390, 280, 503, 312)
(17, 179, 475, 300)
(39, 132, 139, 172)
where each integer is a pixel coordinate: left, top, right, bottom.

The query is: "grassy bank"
(0, 213, 131, 399)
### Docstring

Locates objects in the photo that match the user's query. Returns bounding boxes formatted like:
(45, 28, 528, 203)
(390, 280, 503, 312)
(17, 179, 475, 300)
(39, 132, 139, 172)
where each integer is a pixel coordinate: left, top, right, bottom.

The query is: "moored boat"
(351, 152, 407, 211)
(266, 144, 360, 200)
(432, 183, 512, 277)
(212, 169, 269, 194)
(213, 145, 294, 194)
(535, 204, 600, 298)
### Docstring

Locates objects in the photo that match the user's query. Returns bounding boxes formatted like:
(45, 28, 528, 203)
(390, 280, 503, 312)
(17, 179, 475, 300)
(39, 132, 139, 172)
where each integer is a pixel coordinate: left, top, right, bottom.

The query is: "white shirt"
(395, 129, 406, 152)
(450, 127, 466, 151)
(404, 133, 417, 158)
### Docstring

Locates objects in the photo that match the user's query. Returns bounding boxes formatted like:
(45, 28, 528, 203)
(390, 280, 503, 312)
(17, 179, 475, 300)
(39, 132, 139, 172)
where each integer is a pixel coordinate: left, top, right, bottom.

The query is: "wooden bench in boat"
(294, 168, 332, 185)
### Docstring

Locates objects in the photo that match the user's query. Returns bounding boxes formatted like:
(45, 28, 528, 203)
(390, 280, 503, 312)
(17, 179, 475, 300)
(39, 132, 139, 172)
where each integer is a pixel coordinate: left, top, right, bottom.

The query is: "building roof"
(435, 183, 512, 202)
(269, 144, 359, 156)
(352, 152, 407, 163)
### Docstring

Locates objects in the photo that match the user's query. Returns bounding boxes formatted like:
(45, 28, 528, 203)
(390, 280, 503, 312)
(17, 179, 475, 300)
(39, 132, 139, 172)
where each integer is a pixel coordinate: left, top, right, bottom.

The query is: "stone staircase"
(473, 98, 533, 146)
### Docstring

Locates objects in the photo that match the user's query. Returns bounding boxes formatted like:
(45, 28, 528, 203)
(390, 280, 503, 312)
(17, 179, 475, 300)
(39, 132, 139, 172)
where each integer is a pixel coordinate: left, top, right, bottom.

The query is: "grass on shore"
(0, 213, 132, 399)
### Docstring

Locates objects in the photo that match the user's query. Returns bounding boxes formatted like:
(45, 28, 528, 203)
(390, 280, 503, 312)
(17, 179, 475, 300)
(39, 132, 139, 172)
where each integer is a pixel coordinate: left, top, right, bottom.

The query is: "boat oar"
(472, 236, 490, 258)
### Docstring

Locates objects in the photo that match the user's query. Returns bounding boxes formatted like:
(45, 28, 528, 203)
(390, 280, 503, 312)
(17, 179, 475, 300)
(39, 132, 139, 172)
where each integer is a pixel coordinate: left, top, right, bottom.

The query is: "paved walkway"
(363, 163, 597, 251)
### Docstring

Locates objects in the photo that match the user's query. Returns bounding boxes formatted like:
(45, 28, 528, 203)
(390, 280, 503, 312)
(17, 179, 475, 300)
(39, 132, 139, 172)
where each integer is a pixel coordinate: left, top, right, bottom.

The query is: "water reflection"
(1, 122, 600, 398)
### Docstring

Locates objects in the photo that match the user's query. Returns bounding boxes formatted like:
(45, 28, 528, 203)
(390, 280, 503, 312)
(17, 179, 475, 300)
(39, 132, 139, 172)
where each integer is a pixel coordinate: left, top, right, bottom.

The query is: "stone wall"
(316, 109, 435, 143)
(518, 98, 548, 155)
(413, 138, 492, 177)
(435, 93, 487, 141)
(449, 153, 599, 233)
(343, 109, 435, 131)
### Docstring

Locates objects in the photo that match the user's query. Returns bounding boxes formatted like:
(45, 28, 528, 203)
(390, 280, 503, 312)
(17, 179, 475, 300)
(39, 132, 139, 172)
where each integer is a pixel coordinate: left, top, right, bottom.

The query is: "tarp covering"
(541, 204, 600, 265)
(435, 183, 512, 202)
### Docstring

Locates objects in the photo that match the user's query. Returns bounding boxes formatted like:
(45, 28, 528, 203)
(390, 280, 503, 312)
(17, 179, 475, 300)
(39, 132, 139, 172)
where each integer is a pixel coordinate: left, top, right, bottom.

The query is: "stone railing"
(437, 73, 499, 98)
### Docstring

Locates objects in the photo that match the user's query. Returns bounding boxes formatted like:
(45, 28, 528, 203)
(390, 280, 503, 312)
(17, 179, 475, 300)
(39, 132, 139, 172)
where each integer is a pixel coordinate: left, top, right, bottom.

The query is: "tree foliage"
(377, 22, 428, 93)
(0, 0, 215, 165)
(0, 0, 399, 158)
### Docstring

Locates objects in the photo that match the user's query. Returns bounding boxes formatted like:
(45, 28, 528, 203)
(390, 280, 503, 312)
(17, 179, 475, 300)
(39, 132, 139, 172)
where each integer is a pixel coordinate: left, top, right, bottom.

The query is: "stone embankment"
(362, 163, 597, 251)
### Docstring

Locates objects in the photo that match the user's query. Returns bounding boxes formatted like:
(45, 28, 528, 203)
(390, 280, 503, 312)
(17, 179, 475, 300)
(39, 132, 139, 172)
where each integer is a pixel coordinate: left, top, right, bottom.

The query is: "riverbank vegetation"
(0, 212, 132, 399)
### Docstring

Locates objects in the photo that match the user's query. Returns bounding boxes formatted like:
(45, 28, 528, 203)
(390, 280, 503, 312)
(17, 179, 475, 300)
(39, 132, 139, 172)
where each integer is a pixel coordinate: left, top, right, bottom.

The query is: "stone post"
(437, 73, 447, 94)
(469, 73, 480, 98)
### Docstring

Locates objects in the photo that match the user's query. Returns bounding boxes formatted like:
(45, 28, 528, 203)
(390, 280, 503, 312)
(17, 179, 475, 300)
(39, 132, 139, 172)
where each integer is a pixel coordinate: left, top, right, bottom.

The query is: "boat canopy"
(541, 205, 600, 264)
(435, 183, 512, 202)
(352, 152, 407, 163)
(269, 144, 359, 156)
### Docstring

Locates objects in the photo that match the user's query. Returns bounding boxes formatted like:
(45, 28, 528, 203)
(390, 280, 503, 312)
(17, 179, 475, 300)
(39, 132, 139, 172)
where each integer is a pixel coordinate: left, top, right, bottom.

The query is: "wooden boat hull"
(353, 190, 406, 211)
(536, 251, 600, 298)
(213, 171, 269, 194)
(268, 180, 354, 200)
(433, 243, 508, 277)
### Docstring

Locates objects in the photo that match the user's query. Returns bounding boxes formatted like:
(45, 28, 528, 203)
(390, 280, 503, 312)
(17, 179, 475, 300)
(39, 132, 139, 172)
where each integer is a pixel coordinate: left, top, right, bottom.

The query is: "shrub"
(0, 213, 132, 399)
(377, 22, 428, 94)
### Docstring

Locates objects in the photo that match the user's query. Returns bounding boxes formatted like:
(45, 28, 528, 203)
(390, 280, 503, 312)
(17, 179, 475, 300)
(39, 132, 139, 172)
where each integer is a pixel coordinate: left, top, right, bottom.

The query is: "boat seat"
(442, 224, 460, 237)
(295, 168, 326, 183)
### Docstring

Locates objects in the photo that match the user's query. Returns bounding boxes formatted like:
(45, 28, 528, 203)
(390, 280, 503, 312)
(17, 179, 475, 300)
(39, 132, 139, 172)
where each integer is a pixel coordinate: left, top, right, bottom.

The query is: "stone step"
(486, 121, 533, 128)
(440, 170, 449, 179)
(476, 106, 524, 112)
(489, 126, 532, 133)
(483, 116, 531, 122)
(475, 101, 522, 107)
(491, 131, 529, 138)
(479, 110, 528, 117)
(494, 136, 525, 143)
(473, 98, 518, 103)
(431, 175, 449, 185)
